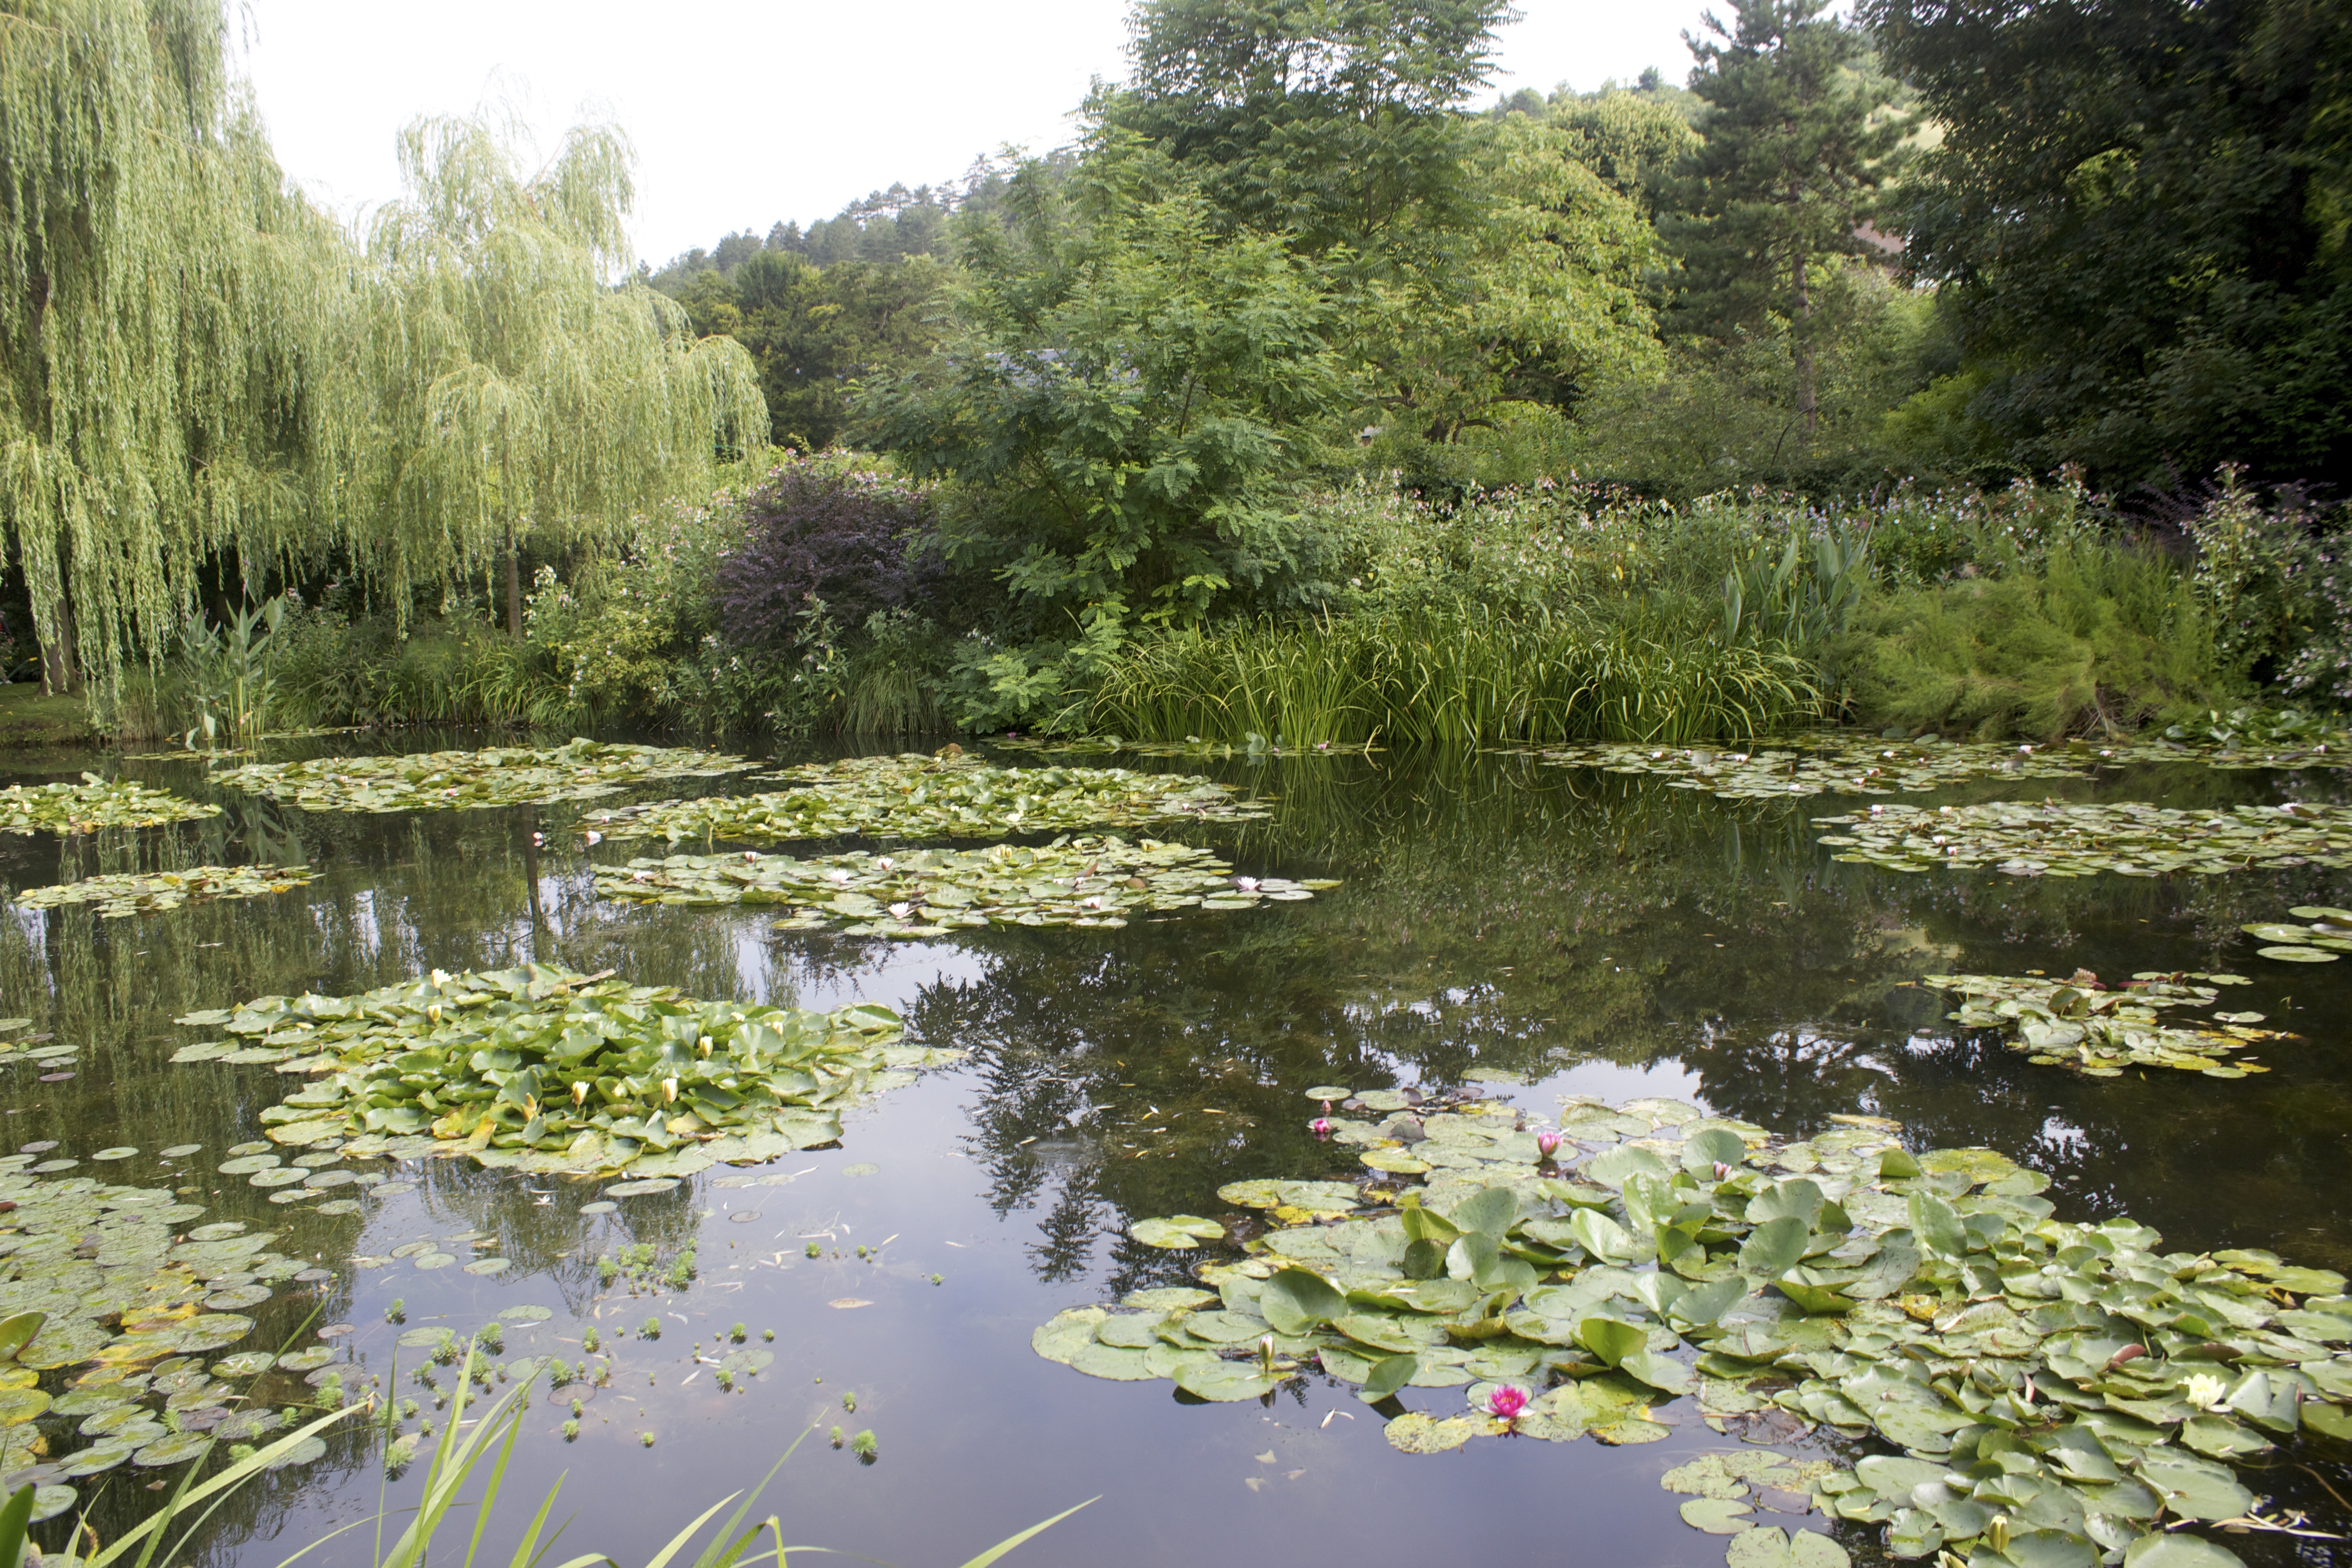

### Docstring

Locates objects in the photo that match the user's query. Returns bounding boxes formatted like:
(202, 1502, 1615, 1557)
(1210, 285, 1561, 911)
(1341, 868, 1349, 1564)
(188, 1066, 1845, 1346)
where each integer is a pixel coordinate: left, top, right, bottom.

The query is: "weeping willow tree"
(0, 2, 767, 708)
(358, 111, 767, 636)
(0, 0, 364, 704)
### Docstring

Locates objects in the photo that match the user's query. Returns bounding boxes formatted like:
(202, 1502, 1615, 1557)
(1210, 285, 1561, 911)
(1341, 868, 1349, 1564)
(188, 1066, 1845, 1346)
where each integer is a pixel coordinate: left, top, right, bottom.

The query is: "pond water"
(0, 735, 2348, 1567)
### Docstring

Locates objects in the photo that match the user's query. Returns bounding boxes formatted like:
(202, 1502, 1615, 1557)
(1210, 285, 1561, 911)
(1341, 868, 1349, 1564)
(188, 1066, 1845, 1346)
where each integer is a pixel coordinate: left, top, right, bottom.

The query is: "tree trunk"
(505, 527, 524, 640)
(40, 547, 77, 694)
(1792, 240, 1818, 441)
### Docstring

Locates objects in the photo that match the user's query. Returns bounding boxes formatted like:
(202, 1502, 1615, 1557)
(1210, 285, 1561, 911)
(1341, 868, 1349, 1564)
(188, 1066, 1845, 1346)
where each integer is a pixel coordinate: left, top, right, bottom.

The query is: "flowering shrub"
(2183, 469, 2352, 702)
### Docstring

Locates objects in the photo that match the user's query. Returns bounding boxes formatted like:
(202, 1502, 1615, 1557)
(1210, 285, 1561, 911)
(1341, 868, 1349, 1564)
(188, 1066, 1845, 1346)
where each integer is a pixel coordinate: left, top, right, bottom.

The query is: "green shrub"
(1836, 540, 2236, 740)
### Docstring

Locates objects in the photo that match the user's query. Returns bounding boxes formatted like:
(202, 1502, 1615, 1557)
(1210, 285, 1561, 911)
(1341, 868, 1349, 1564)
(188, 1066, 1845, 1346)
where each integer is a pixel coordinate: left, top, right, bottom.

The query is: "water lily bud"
(698, 1037, 713, 1058)
(572, 1082, 589, 1106)
(1988, 1517, 2009, 1554)
(582, 831, 603, 846)
(426, 1003, 442, 1024)
(1311, 1117, 1333, 1139)
(1535, 1131, 1562, 1162)
(663, 1078, 678, 1104)
(1257, 1336, 1275, 1375)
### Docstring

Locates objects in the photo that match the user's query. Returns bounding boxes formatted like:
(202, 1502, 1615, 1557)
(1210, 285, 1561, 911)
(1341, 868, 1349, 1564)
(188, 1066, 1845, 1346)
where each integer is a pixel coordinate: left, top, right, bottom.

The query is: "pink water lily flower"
(1534, 1131, 1562, 1162)
(1485, 1386, 1529, 1422)
(1310, 1117, 1333, 1139)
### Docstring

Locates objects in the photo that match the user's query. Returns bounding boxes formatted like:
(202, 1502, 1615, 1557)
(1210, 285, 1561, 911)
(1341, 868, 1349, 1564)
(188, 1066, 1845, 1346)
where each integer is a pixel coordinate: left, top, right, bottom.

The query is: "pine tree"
(1664, 0, 1910, 441)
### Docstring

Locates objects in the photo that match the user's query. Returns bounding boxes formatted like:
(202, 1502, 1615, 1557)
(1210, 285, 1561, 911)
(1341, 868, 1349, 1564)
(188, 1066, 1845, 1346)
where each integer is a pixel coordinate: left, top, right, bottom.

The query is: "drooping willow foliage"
(359, 111, 767, 629)
(0, 0, 767, 706)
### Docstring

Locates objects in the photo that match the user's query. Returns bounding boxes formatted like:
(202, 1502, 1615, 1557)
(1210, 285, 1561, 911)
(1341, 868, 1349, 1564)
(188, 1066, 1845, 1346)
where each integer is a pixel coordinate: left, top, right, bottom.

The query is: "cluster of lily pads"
(994, 734, 1360, 760)
(1813, 801, 2352, 876)
(210, 739, 753, 814)
(1039, 1093, 2344, 1568)
(587, 751, 1267, 845)
(1534, 737, 2099, 801)
(10, 864, 318, 919)
(0, 777, 220, 836)
(168, 964, 951, 1177)
(2240, 906, 2352, 964)
(1920, 971, 2287, 1078)
(0, 1156, 359, 1514)
(0, 1022, 75, 1076)
(595, 837, 1334, 937)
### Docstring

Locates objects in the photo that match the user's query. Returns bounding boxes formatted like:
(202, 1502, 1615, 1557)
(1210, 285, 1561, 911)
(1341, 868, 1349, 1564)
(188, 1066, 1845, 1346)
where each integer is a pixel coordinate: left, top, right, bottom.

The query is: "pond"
(0, 734, 2347, 1567)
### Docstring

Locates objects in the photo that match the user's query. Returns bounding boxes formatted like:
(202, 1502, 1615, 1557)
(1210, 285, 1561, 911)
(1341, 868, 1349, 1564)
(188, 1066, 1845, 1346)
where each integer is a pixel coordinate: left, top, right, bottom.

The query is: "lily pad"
(1131, 1215, 1225, 1250)
(1813, 800, 2352, 877)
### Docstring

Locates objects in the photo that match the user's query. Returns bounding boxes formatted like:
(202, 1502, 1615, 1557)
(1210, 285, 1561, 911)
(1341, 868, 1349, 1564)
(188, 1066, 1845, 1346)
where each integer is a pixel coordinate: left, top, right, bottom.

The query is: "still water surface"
(0, 737, 2347, 1566)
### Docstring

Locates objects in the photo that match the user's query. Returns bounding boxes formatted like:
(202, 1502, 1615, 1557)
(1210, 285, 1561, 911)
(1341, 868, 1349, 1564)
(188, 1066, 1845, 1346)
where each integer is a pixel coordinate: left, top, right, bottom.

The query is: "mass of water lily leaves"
(594, 837, 1335, 937)
(0, 1160, 358, 1514)
(586, 751, 1266, 845)
(2239, 906, 2352, 965)
(167, 964, 951, 1177)
(209, 739, 754, 813)
(1533, 720, 2352, 804)
(1813, 801, 2352, 876)
(1920, 971, 2289, 1078)
(993, 734, 1369, 760)
(0, 776, 220, 836)
(1037, 1094, 2352, 1568)
(1534, 737, 2101, 800)
(11, 864, 318, 918)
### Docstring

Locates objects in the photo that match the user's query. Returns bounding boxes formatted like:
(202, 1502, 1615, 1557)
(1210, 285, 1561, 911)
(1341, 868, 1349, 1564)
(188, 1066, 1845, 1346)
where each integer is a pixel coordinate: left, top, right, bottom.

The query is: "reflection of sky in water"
(0, 740, 2346, 1563)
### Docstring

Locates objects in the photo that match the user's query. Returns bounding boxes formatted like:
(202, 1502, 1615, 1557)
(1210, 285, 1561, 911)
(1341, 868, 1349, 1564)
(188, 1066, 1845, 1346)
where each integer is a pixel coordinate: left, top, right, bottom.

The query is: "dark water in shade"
(1, 735, 2349, 1568)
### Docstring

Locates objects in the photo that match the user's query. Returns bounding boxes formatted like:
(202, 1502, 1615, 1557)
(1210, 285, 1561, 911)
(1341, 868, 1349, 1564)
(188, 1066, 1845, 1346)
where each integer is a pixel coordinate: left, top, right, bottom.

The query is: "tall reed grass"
(1085, 602, 1822, 747)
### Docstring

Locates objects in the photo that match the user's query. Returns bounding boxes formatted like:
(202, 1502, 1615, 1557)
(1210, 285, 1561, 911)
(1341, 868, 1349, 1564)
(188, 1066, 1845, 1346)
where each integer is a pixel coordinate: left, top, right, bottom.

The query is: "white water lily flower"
(876, 858, 893, 871)
(1235, 877, 1260, 892)
(888, 903, 912, 919)
(431, 969, 452, 986)
(828, 869, 853, 883)
(2185, 1372, 2230, 1410)
(1082, 896, 1104, 909)
(741, 851, 760, 863)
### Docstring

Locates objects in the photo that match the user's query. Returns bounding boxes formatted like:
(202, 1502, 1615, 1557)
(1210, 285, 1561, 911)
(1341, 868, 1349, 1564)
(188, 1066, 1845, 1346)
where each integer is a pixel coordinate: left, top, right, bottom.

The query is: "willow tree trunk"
(505, 527, 524, 639)
(40, 546, 76, 694)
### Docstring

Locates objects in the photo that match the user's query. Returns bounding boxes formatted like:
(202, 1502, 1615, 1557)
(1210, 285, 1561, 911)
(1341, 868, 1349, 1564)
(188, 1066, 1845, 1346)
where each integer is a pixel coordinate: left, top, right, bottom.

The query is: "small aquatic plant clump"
(585, 749, 1268, 845)
(597, 837, 1334, 937)
(1036, 1096, 2347, 1568)
(211, 738, 754, 814)
(1922, 970, 2290, 1078)
(12, 863, 317, 918)
(0, 775, 221, 836)
(1814, 799, 2352, 876)
(170, 964, 954, 1177)
(2240, 905, 2352, 964)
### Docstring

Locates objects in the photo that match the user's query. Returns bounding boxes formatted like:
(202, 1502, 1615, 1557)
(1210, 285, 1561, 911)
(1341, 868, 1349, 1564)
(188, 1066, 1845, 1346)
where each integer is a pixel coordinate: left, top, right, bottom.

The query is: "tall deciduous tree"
(1106, 0, 1519, 259)
(1666, 0, 1910, 440)
(0, 0, 360, 700)
(1863, 0, 2352, 487)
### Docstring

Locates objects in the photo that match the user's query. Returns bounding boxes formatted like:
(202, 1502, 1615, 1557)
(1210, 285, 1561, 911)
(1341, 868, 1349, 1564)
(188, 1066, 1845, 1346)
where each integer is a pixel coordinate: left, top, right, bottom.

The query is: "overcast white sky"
(241, 0, 1715, 269)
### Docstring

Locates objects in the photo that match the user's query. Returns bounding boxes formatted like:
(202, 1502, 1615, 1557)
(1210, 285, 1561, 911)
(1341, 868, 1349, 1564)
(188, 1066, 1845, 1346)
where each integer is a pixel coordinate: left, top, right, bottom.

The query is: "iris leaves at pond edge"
(1038, 1095, 2346, 1568)
(0, 777, 220, 836)
(12, 864, 317, 918)
(597, 837, 1335, 937)
(169, 964, 952, 1176)
(1814, 801, 2352, 876)
(210, 738, 754, 813)
(1921, 971, 2288, 1078)
(589, 750, 1268, 845)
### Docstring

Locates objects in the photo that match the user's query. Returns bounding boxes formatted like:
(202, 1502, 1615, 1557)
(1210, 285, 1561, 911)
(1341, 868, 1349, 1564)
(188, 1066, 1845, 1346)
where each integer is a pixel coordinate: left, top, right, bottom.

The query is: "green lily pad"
(1681, 1498, 1756, 1534)
(211, 1352, 274, 1377)
(277, 1348, 333, 1372)
(266, 1435, 328, 1469)
(1131, 1215, 1225, 1250)
(499, 1305, 555, 1324)
(606, 1180, 681, 1196)
(91, 1147, 137, 1161)
(463, 1258, 510, 1276)
(132, 1431, 214, 1466)
(2256, 945, 2337, 963)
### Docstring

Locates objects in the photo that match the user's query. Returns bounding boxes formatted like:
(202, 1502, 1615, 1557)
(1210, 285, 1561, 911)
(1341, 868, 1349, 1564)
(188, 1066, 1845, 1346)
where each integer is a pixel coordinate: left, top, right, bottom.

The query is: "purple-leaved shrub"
(714, 458, 941, 647)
